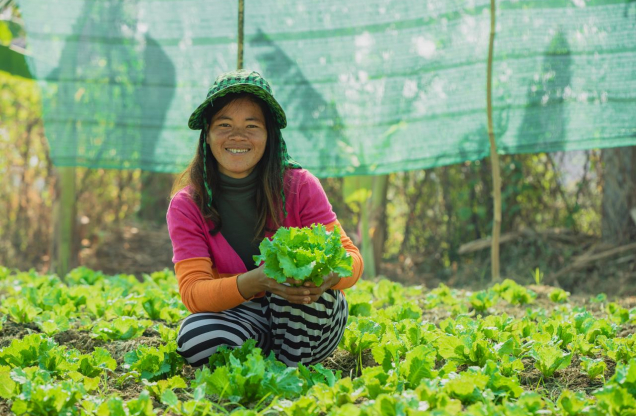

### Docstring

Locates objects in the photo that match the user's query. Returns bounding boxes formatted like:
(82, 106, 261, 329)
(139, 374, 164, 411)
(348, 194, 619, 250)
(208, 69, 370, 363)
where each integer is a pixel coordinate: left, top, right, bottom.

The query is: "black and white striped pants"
(176, 289, 348, 367)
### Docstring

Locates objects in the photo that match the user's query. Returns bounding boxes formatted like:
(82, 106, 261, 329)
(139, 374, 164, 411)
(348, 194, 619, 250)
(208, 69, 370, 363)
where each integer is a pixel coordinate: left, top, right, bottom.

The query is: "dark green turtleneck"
(216, 169, 261, 271)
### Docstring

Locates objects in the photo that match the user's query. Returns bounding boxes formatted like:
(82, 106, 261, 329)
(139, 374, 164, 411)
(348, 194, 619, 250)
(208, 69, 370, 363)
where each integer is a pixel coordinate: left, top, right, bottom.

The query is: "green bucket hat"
(188, 69, 287, 130)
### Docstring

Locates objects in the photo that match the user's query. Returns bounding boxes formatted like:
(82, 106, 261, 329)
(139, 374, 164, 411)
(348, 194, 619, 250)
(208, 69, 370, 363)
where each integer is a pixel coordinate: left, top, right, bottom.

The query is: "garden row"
(0, 266, 635, 415)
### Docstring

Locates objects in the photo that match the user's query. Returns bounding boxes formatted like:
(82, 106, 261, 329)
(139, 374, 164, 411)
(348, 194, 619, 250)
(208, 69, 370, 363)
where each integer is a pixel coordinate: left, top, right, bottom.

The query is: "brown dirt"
(617, 324, 636, 338)
(79, 221, 174, 278)
(518, 354, 615, 401)
(53, 329, 107, 354)
(0, 321, 41, 347)
(322, 348, 359, 378)
(100, 336, 164, 363)
(0, 399, 11, 416)
(108, 374, 146, 401)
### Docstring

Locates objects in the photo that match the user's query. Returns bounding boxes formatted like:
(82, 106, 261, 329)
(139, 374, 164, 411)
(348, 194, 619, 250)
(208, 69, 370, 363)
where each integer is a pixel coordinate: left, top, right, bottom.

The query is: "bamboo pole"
(56, 166, 76, 279)
(237, 0, 244, 69)
(487, 0, 502, 282)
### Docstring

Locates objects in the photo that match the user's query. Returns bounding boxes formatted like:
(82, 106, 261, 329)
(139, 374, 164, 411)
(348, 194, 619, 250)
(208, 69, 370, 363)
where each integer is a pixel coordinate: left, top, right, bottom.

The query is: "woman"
(167, 69, 363, 367)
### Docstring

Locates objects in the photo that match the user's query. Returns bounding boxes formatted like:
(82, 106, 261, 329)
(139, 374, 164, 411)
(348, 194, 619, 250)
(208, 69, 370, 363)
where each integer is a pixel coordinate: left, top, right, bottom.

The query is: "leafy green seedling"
(528, 343, 572, 378)
(91, 316, 152, 341)
(532, 267, 544, 285)
(590, 293, 607, 303)
(2, 298, 41, 323)
(493, 279, 536, 306)
(580, 356, 606, 381)
(549, 289, 570, 304)
(469, 290, 498, 312)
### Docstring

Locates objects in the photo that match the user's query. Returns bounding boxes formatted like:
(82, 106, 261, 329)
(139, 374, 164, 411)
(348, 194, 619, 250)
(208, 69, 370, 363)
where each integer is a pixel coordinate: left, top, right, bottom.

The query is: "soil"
(0, 321, 41, 347)
(53, 329, 107, 354)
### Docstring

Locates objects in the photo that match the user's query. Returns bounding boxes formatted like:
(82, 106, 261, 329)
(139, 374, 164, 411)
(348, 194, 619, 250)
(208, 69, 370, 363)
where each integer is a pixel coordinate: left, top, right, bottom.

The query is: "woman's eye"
(218, 123, 231, 127)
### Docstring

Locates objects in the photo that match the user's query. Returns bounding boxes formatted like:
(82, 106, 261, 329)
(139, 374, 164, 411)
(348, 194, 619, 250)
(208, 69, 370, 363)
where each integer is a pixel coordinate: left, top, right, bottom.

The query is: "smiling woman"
(167, 69, 364, 367)
(207, 96, 268, 179)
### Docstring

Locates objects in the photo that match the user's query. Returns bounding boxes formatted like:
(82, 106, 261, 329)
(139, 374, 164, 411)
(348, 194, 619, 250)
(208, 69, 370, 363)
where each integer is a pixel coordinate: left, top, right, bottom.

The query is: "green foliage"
(11, 378, 87, 415)
(580, 356, 607, 381)
(597, 335, 635, 363)
(192, 339, 305, 404)
(532, 267, 544, 285)
(399, 345, 438, 388)
(469, 290, 498, 312)
(549, 289, 570, 303)
(528, 343, 572, 378)
(0, 333, 57, 368)
(91, 316, 152, 341)
(253, 224, 353, 286)
(297, 363, 341, 389)
(423, 283, 458, 309)
(0, 266, 635, 414)
(493, 279, 537, 305)
(340, 318, 385, 371)
(2, 297, 41, 323)
(124, 342, 184, 381)
(557, 390, 591, 416)
(143, 375, 187, 400)
(77, 347, 117, 378)
(607, 302, 630, 324)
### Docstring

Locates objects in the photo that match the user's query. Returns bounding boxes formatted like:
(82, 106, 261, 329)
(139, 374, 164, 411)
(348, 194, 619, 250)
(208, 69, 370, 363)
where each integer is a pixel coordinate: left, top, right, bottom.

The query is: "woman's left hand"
(300, 272, 341, 304)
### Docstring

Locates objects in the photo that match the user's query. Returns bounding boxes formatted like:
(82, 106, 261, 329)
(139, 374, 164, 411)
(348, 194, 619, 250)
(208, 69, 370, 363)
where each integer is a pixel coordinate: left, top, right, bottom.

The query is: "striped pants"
(176, 289, 348, 367)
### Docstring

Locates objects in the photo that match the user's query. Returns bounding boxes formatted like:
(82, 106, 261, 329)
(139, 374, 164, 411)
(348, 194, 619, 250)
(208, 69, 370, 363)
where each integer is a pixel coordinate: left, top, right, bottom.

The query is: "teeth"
(227, 148, 249, 154)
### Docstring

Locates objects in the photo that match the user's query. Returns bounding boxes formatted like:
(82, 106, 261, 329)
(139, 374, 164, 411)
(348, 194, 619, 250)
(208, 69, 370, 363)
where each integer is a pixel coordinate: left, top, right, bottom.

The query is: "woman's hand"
(294, 272, 341, 304)
(264, 273, 341, 305)
(239, 266, 341, 305)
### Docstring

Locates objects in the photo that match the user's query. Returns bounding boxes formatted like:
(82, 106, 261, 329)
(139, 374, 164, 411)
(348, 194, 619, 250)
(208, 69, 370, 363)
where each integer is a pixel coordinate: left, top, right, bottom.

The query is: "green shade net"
(16, 0, 636, 177)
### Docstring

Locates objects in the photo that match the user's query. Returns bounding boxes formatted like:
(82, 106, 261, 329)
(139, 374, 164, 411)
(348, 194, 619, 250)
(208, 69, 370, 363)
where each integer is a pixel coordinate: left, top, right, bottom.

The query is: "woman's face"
(206, 97, 267, 179)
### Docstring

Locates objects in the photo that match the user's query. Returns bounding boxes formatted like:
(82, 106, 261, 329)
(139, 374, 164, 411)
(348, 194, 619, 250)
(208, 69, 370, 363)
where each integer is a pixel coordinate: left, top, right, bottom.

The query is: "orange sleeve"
(325, 220, 363, 290)
(174, 257, 258, 313)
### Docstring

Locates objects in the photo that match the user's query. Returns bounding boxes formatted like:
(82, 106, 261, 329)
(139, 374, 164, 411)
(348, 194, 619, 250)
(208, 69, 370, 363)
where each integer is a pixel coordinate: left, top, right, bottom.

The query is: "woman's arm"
(325, 219, 364, 290)
(168, 194, 255, 313)
(175, 257, 251, 313)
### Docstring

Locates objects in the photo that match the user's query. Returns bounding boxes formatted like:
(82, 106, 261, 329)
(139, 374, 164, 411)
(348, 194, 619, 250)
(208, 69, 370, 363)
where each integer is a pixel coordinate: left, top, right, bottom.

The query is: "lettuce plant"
(253, 224, 353, 286)
(528, 343, 572, 378)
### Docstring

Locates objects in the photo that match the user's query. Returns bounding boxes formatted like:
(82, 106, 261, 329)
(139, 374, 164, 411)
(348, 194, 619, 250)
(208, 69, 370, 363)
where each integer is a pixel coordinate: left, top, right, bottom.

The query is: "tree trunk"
(370, 175, 389, 273)
(51, 166, 78, 279)
(138, 172, 174, 225)
(601, 146, 636, 244)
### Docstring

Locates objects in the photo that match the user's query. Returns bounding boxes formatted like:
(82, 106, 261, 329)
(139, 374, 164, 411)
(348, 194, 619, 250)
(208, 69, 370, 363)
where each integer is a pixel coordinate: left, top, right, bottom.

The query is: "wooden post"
(343, 176, 376, 278)
(487, 0, 502, 282)
(237, 0, 244, 69)
(56, 166, 76, 279)
(370, 175, 389, 273)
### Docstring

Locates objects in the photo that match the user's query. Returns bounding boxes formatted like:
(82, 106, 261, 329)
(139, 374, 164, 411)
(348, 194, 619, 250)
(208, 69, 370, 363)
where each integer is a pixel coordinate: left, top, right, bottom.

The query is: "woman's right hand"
(259, 273, 314, 305)
(238, 265, 313, 304)
(248, 264, 313, 304)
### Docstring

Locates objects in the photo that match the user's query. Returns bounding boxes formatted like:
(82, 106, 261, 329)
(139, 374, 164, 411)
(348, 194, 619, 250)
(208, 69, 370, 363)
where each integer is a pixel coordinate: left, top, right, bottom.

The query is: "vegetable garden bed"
(0, 266, 635, 415)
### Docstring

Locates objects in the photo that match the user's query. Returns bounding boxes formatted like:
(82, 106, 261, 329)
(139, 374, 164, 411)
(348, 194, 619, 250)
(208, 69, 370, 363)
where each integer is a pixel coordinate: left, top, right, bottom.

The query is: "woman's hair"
(171, 92, 286, 239)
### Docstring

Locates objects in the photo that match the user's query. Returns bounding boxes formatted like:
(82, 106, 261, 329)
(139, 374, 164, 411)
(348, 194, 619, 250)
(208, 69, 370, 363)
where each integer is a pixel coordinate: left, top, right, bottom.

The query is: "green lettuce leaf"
(254, 224, 353, 286)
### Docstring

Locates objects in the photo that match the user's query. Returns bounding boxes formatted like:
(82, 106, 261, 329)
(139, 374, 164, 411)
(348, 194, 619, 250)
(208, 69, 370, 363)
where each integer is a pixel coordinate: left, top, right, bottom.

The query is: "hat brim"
(188, 83, 287, 130)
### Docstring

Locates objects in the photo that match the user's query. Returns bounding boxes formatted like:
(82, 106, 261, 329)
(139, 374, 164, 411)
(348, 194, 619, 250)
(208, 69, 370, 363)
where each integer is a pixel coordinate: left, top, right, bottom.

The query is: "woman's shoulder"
(284, 168, 320, 189)
(169, 185, 198, 212)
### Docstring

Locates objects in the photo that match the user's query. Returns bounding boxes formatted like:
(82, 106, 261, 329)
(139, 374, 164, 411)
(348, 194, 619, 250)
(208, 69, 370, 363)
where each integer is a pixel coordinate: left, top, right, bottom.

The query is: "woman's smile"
(226, 148, 250, 154)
